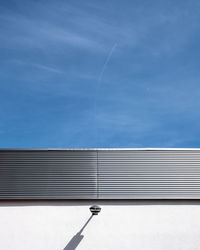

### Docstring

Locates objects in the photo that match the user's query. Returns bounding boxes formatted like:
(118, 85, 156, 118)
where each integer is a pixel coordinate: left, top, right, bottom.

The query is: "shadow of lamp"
(64, 205, 101, 250)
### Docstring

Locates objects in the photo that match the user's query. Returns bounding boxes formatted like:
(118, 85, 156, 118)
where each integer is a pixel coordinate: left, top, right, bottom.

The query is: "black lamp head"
(90, 205, 101, 215)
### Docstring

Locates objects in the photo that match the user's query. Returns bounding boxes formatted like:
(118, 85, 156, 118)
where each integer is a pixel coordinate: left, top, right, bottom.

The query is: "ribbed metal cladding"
(0, 150, 97, 199)
(98, 150, 200, 199)
(1, 149, 200, 199)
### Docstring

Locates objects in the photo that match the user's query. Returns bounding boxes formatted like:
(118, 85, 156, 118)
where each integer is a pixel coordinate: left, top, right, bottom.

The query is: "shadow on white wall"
(64, 214, 93, 250)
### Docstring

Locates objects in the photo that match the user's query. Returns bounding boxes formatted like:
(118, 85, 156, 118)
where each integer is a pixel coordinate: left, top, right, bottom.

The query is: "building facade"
(0, 149, 200, 250)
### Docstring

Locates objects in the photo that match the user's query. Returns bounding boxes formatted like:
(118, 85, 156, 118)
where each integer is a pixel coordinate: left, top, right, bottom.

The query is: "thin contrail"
(94, 43, 117, 144)
(95, 43, 117, 109)
(98, 43, 117, 82)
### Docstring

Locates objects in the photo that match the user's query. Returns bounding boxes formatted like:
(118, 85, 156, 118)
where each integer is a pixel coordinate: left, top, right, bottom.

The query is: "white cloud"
(0, 0, 198, 58)
(11, 59, 63, 74)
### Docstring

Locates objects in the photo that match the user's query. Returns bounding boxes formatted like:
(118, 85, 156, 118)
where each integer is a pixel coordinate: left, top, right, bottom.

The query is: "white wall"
(0, 201, 200, 250)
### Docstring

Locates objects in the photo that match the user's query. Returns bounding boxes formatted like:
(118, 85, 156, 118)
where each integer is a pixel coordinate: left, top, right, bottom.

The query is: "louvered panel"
(98, 150, 200, 199)
(0, 150, 97, 199)
(2, 149, 200, 200)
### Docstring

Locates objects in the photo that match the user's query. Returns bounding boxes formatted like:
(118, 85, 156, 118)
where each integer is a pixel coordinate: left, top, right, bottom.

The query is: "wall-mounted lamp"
(90, 205, 101, 215)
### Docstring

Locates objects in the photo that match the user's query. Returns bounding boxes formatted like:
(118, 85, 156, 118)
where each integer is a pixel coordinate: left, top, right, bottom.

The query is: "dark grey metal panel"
(98, 150, 200, 199)
(2, 149, 200, 199)
(0, 150, 97, 199)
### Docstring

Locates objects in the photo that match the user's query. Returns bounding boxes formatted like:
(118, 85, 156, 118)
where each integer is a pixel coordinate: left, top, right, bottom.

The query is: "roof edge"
(0, 148, 200, 151)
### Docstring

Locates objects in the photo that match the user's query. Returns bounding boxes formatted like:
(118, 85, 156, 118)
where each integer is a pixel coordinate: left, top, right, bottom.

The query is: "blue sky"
(1, 0, 200, 148)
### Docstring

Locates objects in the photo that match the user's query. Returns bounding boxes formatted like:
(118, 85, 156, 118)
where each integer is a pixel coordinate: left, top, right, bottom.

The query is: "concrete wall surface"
(0, 200, 200, 250)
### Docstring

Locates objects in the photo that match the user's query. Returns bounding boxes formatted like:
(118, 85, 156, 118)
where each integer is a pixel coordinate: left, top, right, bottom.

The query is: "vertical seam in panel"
(97, 150, 99, 199)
